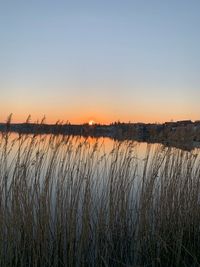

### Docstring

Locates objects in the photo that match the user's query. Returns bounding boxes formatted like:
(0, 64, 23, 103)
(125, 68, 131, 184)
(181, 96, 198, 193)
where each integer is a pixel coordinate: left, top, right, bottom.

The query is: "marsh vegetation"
(0, 129, 200, 266)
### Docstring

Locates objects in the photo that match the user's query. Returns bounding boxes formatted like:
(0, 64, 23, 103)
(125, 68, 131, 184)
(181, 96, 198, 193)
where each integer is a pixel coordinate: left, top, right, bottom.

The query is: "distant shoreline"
(0, 120, 200, 151)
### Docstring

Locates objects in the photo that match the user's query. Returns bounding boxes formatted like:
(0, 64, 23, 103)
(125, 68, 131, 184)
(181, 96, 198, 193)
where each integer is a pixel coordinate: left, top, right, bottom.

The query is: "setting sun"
(88, 120, 95, 126)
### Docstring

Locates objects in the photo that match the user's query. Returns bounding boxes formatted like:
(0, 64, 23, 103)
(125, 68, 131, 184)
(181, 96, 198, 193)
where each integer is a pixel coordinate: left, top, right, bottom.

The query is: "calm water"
(1, 132, 200, 188)
(0, 132, 200, 225)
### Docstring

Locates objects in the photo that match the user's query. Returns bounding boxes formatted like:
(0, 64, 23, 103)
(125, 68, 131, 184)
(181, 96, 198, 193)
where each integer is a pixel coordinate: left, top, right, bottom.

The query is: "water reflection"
(1, 132, 200, 186)
(0, 132, 200, 266)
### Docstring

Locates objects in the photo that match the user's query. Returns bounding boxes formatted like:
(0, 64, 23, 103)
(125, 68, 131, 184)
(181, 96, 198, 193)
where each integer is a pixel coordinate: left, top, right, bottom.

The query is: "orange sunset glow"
(0, 1, 200, 125)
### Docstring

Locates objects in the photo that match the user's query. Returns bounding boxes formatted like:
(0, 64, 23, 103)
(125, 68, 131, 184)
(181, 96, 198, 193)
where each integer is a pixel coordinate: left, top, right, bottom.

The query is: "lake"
(0, 132, 200, 266)
(1, 132, 200, 202)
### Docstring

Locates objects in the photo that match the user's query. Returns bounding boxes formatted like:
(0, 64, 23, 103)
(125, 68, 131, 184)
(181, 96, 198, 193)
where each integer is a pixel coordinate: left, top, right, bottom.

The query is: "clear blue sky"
(0, 0, 200, 123)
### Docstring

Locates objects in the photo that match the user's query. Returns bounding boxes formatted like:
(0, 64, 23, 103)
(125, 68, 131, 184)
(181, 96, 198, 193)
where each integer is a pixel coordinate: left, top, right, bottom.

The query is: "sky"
(0, 0, 200, 124)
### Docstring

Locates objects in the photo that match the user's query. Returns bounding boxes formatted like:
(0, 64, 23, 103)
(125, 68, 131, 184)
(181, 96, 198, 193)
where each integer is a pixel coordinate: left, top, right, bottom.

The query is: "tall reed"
(0, 127, 199, 266)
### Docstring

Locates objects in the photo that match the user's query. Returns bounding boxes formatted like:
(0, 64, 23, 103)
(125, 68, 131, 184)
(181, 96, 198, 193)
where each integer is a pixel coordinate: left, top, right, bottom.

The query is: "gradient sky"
(1, 0, 200, 124)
